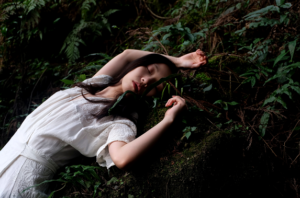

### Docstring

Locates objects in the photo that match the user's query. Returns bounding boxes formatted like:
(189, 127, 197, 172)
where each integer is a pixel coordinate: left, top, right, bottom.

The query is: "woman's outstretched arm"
(94, 49, 207, 78)
(108, 96, 186, 170)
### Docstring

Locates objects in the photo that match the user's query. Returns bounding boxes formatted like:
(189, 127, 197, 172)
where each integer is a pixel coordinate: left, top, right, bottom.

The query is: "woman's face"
(121, 63, 172, 97)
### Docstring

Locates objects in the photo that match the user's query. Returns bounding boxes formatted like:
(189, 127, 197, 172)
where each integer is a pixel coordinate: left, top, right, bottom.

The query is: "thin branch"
(143, 0, 171, 20)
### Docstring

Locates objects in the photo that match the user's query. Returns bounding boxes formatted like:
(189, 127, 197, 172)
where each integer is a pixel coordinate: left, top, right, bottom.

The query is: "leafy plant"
(181, 126, 197, 140)
(213, 100, 239, 111)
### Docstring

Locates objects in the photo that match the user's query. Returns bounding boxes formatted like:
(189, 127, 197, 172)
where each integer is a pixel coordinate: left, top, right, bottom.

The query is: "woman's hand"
(178, 49, 207, 69)
(164, 96, 187, 123)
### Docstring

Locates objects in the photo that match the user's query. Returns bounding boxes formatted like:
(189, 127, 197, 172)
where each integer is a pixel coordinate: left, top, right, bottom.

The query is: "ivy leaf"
(191, 127, 197, 131)
(280, 14, 288, 24)
(288, 39, 297, 62)
(185, 132, 192, 139)
(276, 0, 284, 6)
(280, 2, 291, 8)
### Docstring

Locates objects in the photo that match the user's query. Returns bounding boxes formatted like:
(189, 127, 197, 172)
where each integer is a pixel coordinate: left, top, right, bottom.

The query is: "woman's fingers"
(166, 96, 185, 107)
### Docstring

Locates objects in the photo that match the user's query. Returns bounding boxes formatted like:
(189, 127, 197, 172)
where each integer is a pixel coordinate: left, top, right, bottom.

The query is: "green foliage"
(213, 100, 239, 111)
(61, 8, 118, 63)
(143, 22, 207, 54)
(182, 126, 197, 140)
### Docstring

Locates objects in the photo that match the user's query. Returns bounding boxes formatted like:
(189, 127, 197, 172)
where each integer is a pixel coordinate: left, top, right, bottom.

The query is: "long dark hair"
(75, 53, 177, 124)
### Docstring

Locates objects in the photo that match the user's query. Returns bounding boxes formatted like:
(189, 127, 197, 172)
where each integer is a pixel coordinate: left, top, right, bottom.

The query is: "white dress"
(0, 75, 137, 198)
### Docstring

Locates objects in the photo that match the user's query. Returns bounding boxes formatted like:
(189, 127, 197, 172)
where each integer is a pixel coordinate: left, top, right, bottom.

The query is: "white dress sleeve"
(96, 123, 136, 168)
(82, 75, 113, 86)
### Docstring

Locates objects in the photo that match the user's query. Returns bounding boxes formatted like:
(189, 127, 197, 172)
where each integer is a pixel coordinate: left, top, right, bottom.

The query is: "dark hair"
(75, 53, 177, 124)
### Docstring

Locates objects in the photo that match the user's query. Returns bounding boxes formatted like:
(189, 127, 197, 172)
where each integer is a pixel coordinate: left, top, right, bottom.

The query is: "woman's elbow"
(114, 158, 131, 171)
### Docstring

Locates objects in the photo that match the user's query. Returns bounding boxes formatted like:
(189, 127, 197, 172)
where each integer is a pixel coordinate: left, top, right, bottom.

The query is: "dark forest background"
(2, 0, 300, 197)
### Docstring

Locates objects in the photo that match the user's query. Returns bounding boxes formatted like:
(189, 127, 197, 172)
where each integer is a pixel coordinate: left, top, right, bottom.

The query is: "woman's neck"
(95, 82, 123, 99)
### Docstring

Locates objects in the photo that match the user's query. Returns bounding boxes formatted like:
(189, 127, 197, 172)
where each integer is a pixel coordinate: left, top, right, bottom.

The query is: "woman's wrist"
(162, 116, 174, 125)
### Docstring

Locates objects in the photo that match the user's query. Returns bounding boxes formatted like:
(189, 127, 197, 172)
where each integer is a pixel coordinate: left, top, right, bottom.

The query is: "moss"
(194, 72, 211, 82)
(91, 130, 280, 198)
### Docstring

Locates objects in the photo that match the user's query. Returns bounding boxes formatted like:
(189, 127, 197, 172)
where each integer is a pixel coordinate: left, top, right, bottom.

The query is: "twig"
(207, 118, 221, 130)
(284, 120, 300, 152)
(291, 153, 300, 166)
(229, 71, 232, 99)
(247, 122, 277, 157)
(143, 0, 171, 19)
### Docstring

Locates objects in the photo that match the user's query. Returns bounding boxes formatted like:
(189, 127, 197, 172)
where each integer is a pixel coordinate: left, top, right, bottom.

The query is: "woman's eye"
(147, 66, 151, 74)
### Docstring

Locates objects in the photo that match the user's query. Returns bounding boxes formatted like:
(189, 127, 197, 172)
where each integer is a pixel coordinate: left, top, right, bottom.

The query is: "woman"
(0, 49, 207, 197)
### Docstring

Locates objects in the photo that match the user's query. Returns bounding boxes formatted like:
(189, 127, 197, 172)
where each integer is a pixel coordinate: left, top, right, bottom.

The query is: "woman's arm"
(94, 49, 207, 78)
(108, 96, 186, 170)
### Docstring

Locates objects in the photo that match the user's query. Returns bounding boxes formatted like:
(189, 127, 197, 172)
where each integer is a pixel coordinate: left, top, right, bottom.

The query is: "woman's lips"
(133, 81, 139, 93)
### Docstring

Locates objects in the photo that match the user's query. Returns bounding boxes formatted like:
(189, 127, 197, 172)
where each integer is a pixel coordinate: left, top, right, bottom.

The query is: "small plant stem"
(206, 118, 221, 130)
(284, 120, 300, 154)
(143, 0, 171, 19)
(247, 122, 277, 157)
(229, 71, 232, 99)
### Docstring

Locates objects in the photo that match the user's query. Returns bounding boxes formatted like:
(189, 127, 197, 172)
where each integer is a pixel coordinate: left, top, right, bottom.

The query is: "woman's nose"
(141, 77, 148, 87)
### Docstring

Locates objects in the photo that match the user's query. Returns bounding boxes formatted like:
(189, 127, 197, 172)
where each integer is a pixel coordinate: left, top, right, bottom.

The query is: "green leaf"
(280, 14, 288, 24)
(161, 85, 167, 100)
(276, 0, 284, 6)
(288, 39, 297, 61)
(141, 74, 180, 98)
(213, 100, 223, 105)
(291, 86, 300, 95)
(259, 112, 270, 136)
(152, 97, 158, 108)
(263, 96, 276, 106)
(205, 0, 209, 13)
(203, 84, 212, 92)
(53, 18, 60, 24)
(93, 182, 101, 198)
(185, 132, 192, 139)
(108, 91, 137, 115)
(251, 76, 256, 87)
(280, 2, 291, 8)
(183, 126, 190, 133)
(227, 101, 239, 106)
(191, 127, 197, 131)
(273, 50, 289, 67)
(78, 74, 86, 82)
(107, 177, 118, 185)
(61, 79, 74, 85)
(276, 96, 287, 109)
(223, 102, 228, 111)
